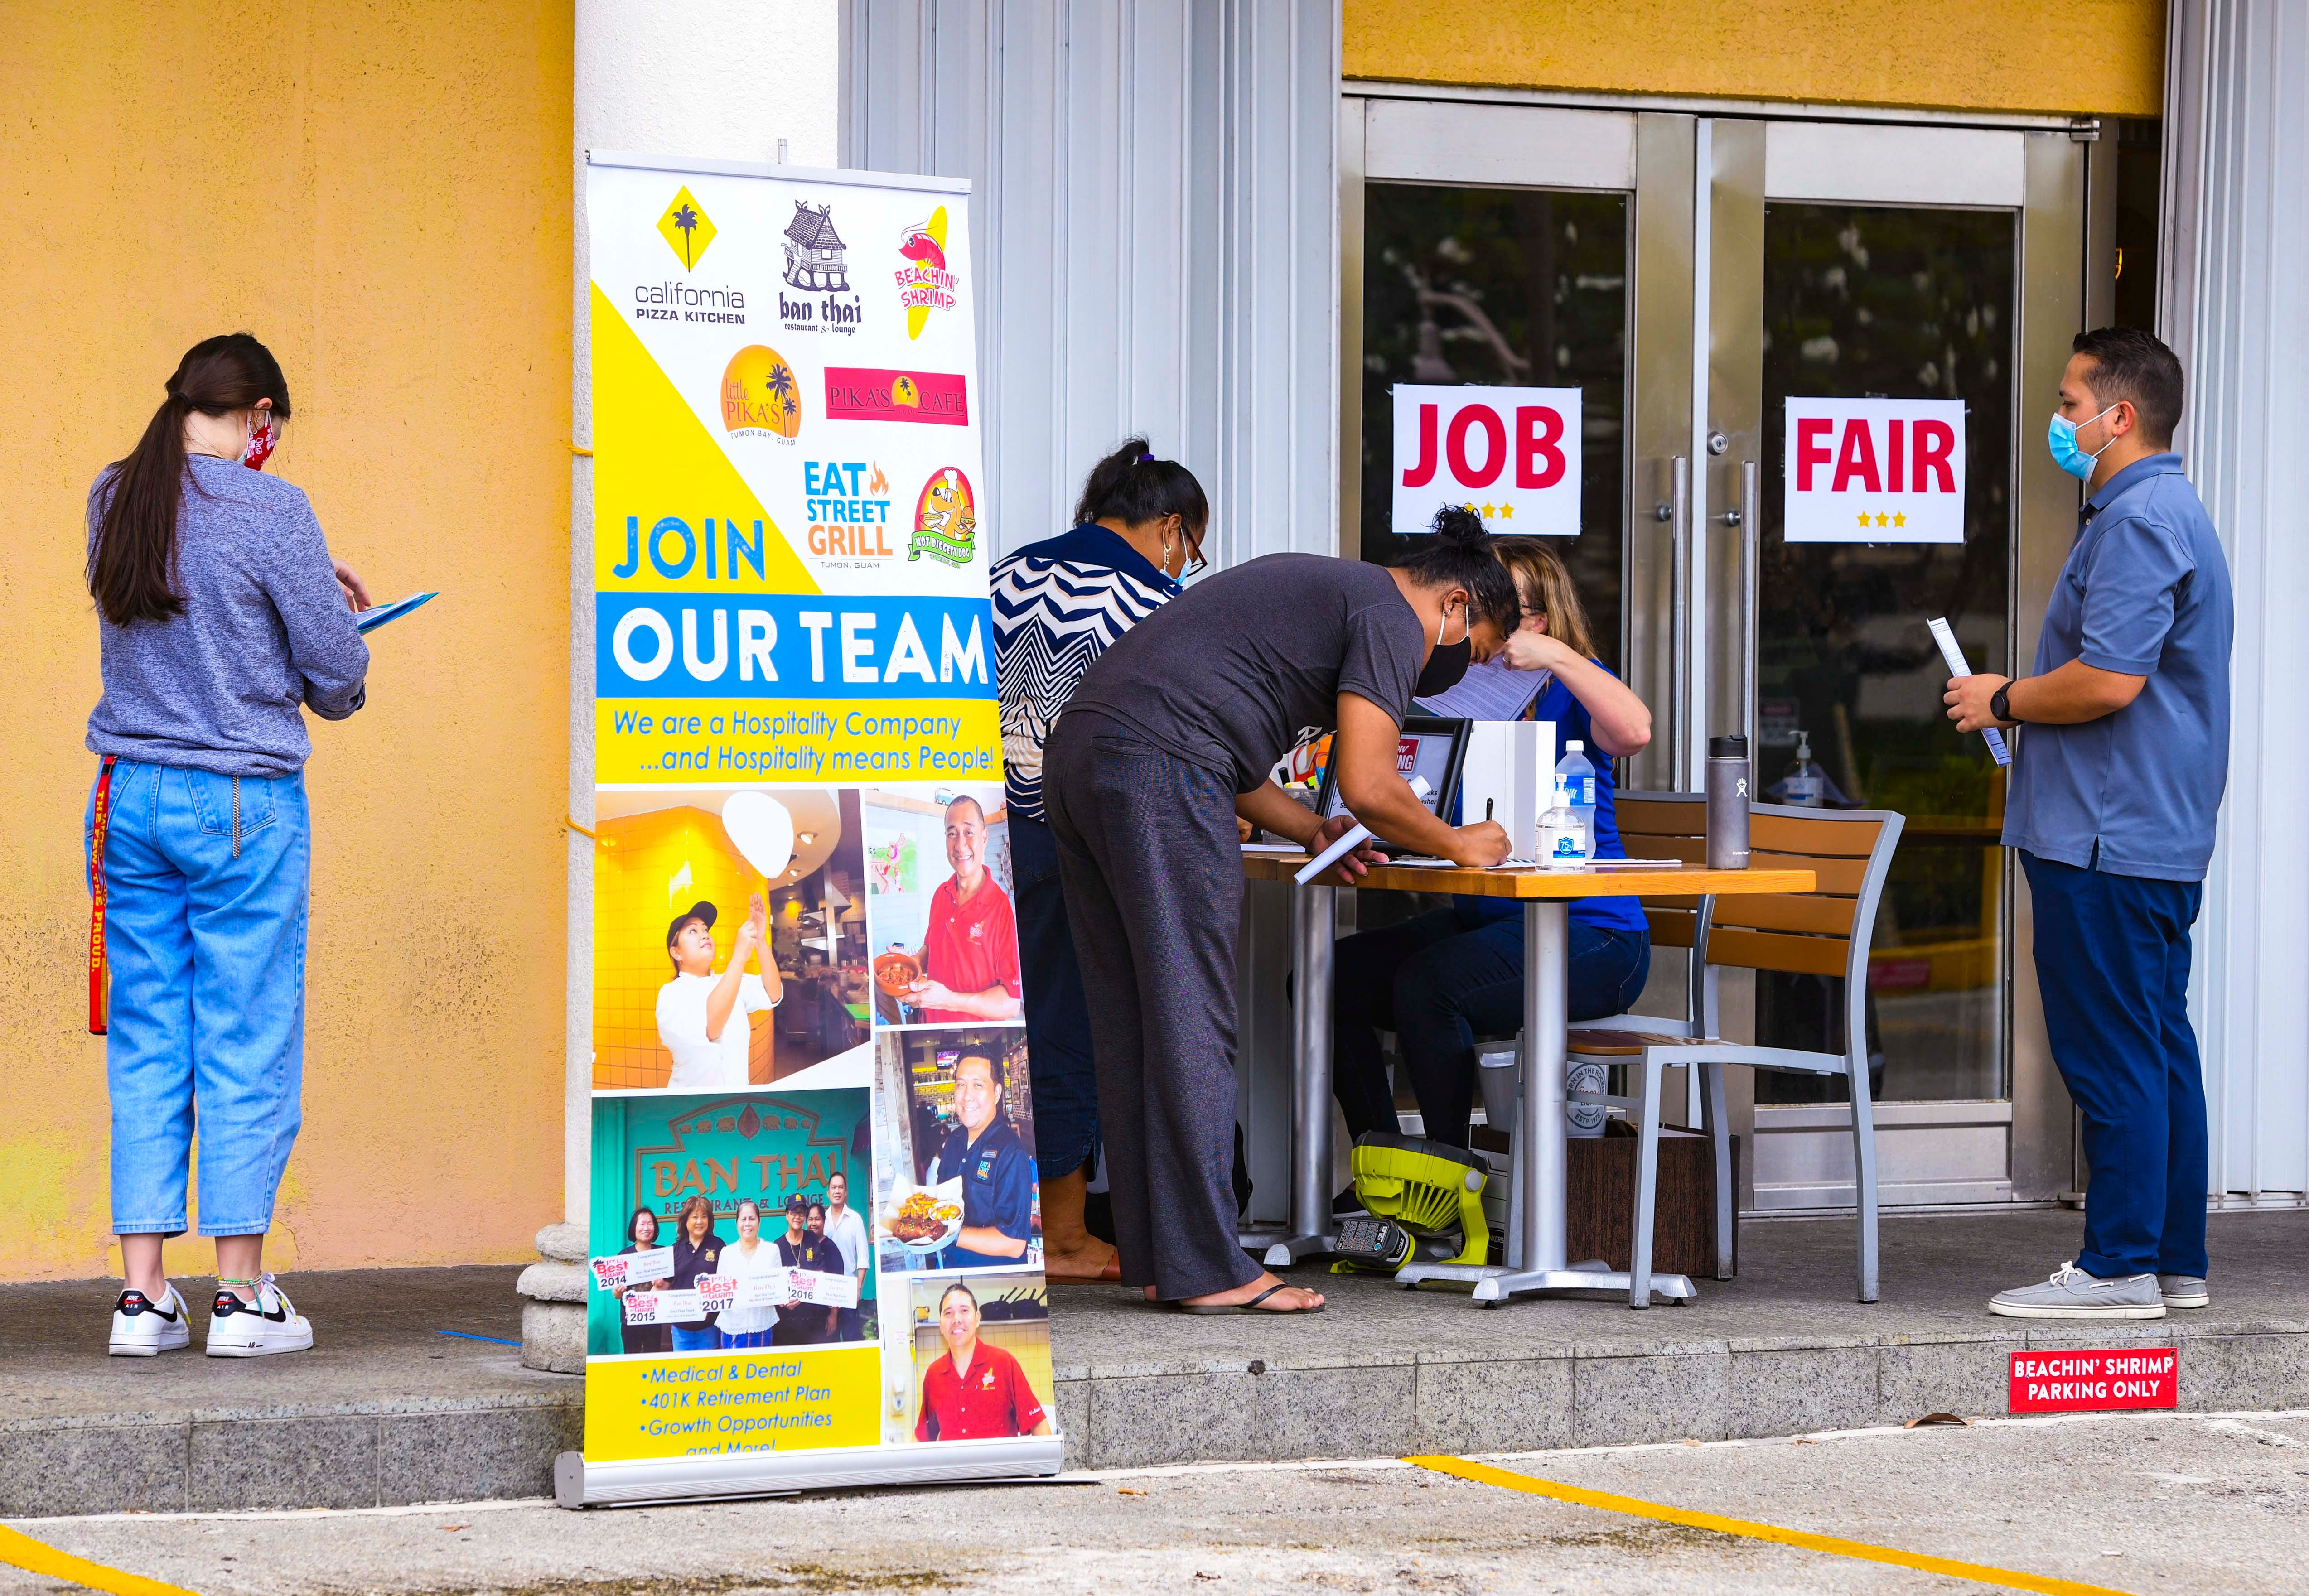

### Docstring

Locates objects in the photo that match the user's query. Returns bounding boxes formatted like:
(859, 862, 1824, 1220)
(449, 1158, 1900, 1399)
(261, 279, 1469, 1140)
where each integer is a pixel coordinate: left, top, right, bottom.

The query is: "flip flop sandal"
(1046, 1255, 1124, 1284)
(1176, 1282, 1325, 1316)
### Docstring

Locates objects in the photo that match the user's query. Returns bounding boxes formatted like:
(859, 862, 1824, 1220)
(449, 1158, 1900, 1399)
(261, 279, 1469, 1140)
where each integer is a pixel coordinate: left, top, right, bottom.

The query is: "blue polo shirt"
(2002, 453, 2232, 882)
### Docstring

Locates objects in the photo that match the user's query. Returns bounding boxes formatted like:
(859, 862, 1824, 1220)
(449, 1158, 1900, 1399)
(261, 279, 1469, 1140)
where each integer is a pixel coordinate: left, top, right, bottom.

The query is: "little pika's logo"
(720, 346, 801, 441)
(657, 186, 717, 271)
(909, 467, 977, 567)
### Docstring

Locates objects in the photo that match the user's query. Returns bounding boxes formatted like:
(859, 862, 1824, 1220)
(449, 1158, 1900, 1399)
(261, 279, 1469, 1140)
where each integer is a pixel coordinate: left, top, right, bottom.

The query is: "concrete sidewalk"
(4, 1210, 2302, 1516)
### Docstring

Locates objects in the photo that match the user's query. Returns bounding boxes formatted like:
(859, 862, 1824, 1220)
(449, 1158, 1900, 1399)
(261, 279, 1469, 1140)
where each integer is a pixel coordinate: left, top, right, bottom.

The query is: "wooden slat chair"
(1565, 800, 1904, 1306)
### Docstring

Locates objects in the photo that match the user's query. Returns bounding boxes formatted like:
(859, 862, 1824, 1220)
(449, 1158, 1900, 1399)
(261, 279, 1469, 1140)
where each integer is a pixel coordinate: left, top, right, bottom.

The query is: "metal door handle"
(1739, 459, 1760, 748)
(1669, 456, 1692, 786)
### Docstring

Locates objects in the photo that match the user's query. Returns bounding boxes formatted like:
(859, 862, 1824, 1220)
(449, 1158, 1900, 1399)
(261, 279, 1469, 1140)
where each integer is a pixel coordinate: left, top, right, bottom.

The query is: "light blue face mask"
(2047, 404, 2119, 482)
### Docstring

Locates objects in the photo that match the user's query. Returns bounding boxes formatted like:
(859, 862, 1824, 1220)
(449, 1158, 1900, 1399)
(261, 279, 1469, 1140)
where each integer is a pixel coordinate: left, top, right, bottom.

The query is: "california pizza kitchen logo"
(777, 198, 862, 337)
(635, 185, 745, 324)
(895, 207, 958, 339)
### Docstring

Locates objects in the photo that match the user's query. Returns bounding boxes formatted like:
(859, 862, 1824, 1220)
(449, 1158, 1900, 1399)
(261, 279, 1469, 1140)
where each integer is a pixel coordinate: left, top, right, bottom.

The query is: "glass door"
(1700, 121, 2085, 1208)
(1331, 103, 2085, 1209)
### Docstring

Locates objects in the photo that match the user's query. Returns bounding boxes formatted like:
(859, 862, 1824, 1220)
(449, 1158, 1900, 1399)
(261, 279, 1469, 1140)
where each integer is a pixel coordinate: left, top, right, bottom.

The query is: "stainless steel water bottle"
(1706, 734, 1751, 869)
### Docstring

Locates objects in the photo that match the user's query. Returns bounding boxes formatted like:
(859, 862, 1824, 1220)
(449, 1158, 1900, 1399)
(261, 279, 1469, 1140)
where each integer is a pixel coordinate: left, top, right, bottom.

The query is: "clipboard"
(1927, 616, 2011, 767)
(355, 592, 439, 635)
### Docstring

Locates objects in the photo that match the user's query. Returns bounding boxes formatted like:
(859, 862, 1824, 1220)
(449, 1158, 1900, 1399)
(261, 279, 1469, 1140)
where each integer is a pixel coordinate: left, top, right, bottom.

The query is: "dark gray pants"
(1043, 712, 1261, 1299)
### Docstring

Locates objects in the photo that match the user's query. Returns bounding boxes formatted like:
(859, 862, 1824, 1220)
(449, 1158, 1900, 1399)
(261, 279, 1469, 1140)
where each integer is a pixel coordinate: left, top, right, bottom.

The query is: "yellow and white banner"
(572, 155, 1057, 1505)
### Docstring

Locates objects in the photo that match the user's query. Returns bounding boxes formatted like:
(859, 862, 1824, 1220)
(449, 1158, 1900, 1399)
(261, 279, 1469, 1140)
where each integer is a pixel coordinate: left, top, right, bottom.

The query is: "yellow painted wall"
(1346, 0, 2165, 117)
(0, 3, 573, 1279)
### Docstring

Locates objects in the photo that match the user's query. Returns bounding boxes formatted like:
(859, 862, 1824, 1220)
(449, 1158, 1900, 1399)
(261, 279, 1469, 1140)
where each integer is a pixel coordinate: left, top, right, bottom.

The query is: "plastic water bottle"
(1537, 773, 1589, 869)
(1556, 739, 1598, 855)
(1783, 730, 1825, 809)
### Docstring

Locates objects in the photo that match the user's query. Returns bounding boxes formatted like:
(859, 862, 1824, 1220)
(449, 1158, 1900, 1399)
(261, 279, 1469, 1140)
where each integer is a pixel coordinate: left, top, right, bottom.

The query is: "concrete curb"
(6, 1319, 2302, 1514)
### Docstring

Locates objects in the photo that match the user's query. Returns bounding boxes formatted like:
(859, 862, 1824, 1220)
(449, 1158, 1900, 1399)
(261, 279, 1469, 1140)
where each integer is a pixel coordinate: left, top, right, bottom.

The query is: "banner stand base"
(555, 1435, 1066, 1509)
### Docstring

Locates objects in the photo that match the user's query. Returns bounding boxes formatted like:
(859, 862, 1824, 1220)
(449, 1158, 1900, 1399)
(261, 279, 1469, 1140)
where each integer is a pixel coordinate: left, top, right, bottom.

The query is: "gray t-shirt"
(86, 456, 369, 779)
(1063, 554, 1425, 792)
(2001, 453, 2232, 882)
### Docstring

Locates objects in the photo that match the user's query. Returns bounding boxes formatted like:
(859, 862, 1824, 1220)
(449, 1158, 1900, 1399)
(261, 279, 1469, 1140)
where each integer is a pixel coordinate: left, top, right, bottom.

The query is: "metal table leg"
(1399, 899, 1696, 1306)
(1261, 882, 1336, 1267)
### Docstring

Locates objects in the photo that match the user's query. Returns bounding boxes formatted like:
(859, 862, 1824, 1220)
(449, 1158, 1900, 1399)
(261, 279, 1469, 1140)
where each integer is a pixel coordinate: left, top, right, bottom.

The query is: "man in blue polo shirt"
(1945, 326, 2232, 1321)
(924, 1046, 1035, 1269)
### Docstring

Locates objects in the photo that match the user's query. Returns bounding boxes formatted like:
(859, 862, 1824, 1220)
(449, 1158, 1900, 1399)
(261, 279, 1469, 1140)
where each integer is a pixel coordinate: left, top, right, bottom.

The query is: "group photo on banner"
(575, 154, 1054, 1498)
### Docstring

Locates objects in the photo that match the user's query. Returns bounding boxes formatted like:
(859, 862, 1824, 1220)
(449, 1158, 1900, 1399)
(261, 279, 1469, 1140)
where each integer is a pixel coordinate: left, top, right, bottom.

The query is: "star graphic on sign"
(1482, 503, 1497, 518)
(1875, 512, 1890, 527)
(1855, 511, 1870, 528)
(1893, 512, 1907, 528)
(1497, 503, 1513, 519)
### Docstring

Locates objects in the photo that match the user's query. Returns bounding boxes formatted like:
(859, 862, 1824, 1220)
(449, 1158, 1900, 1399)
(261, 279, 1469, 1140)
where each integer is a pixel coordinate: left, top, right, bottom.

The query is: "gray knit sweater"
(86, 455, 369, 779)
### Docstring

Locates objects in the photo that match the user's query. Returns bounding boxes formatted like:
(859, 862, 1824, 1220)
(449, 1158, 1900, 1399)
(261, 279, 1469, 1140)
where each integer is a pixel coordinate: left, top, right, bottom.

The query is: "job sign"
(1784, 397, 1966, 544)
(1393, 385, 1582, 537)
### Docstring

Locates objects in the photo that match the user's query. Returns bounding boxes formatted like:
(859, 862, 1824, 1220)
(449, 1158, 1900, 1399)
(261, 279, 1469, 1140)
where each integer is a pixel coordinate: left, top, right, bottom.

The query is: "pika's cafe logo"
(657, 187, 717, 270)
(908, 467, 977, 567)
(822, 366, 968, 427)
(895, 208, 958, 340)
(720, 346, 802, 442)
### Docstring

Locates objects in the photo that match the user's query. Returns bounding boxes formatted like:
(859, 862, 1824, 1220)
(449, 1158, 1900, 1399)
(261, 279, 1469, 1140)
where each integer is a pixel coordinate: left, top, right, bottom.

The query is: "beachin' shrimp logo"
(895, 208, 958, 340)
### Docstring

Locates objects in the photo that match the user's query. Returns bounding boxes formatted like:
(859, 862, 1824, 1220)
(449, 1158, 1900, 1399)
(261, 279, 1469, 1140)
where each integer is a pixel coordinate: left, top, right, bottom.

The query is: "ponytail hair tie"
(1136, 453, 1155, 463)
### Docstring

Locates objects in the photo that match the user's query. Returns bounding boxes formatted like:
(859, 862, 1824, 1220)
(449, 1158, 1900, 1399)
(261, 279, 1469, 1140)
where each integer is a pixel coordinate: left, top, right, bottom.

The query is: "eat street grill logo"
(657, 187, 717, 271)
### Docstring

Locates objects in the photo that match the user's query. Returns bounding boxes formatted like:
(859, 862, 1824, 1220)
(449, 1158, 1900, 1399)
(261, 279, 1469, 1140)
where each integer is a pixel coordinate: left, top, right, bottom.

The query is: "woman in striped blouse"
(990, 439, 1208, 1282)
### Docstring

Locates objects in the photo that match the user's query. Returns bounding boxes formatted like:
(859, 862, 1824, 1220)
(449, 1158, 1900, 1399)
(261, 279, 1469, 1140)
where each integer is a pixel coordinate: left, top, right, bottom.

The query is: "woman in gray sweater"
(86, 333, 370, 1360)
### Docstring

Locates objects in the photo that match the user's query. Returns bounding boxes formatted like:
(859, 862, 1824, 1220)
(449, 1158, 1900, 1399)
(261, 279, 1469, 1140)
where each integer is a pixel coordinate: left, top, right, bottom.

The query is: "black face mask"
(1414, 607, 1473, 697)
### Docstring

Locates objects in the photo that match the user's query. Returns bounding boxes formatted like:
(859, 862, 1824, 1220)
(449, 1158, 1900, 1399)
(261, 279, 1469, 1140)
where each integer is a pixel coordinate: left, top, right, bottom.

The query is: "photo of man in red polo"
(897, 793, 1022, 1023)
(913, 1280, 1049, 1442)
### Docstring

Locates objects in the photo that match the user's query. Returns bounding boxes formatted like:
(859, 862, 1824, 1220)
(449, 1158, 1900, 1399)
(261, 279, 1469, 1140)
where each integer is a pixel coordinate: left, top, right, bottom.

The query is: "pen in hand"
(1485, 798, 1494, 822)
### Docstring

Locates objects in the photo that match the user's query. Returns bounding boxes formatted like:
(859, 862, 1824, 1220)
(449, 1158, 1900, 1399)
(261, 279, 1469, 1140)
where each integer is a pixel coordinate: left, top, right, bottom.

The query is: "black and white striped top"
(990, 525, 1180, 823)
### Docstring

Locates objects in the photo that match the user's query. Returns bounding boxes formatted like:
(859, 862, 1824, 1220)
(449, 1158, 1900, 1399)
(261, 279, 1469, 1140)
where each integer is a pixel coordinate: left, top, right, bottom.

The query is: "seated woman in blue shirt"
(1329, 537, 1652, 1165)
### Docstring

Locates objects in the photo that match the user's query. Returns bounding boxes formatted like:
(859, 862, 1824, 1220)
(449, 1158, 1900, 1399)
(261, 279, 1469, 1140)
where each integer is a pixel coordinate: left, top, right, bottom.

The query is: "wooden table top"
(1240, 852, 1816, 899)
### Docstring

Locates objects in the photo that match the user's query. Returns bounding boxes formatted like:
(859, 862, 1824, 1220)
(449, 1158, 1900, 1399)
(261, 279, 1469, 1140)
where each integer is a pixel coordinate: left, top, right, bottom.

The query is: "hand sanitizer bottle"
(1556, 739, 1598, 855)
(1784, 731, 1826, 809)
(1537, 774, 1589, 869)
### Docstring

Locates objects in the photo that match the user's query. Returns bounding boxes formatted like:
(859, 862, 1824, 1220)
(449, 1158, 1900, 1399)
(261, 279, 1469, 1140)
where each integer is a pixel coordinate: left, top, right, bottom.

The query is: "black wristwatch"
(1990, 682, 2017, 724)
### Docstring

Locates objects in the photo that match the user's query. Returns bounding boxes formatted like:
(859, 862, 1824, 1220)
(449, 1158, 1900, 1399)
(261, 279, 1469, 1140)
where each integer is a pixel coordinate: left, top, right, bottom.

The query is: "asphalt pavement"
(6, 1407, 2307, 1594)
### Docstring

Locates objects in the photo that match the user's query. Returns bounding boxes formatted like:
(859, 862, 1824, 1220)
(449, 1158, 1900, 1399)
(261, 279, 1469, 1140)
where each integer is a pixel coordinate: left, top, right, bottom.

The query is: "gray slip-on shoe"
(1989, 1260, 2167, 1320)
(2158, 1273, 2210, 1309)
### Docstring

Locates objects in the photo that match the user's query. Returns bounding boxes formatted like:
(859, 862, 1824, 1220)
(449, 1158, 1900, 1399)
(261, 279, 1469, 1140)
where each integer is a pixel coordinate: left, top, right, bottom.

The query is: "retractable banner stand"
(560, 154, 1060, 1508)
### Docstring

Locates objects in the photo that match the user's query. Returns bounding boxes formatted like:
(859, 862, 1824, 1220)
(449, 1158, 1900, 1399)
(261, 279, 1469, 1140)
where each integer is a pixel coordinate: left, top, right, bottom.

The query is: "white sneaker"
(204, 1274, 314, 1357)
(108, 1283, 192, 1356)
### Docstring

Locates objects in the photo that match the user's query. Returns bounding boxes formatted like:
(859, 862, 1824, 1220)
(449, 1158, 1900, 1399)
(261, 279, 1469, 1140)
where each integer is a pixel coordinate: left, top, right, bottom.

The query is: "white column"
(2163, 0, 2309, 1204)
(565, 2, 840, 1223)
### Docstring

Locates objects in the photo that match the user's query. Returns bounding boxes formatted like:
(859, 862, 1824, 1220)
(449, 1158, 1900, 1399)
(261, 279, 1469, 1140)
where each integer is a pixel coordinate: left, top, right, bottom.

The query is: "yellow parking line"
(1406, 1454, 2135, 1596)
(0, 1524, 202, 1596)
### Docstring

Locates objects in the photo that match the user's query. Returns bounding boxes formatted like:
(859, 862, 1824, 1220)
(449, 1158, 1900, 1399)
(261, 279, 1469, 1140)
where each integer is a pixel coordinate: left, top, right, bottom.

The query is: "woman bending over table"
(1329, 536, 1653, 1165)
(1045, 506, 1520, 1314)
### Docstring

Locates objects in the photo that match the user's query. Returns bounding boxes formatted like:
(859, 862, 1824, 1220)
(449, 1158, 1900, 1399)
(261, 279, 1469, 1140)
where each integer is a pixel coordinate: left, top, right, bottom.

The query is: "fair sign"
(1393, 385, 1583, 537)
(1784, 397, 1966, 544)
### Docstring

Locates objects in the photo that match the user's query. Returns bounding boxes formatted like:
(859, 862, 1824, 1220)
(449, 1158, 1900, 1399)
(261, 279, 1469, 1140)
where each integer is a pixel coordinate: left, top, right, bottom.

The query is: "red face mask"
(242, 415, 278, 470)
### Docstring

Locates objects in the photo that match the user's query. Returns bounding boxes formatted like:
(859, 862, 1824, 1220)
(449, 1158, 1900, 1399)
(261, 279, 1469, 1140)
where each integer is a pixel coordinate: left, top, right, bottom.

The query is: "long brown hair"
(1491, 538, 1595, 658)
(89, 334, 291, 627)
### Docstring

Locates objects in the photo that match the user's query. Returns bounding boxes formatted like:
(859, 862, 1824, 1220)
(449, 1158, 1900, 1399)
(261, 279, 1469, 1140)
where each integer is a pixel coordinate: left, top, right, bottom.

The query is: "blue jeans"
(1330, 908, 1651, 1148)
(89, 761, 309, 1238)
(2022, 850, 2209, 1278)
(669, 1324, 721, 1351)
(1011, 815, 1097, 1177)
(719, 1328, 772, 1349)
